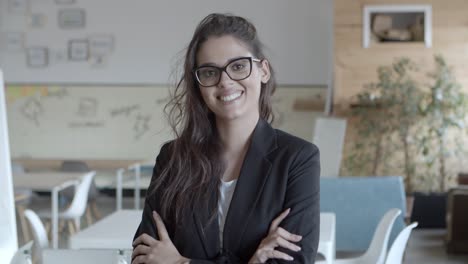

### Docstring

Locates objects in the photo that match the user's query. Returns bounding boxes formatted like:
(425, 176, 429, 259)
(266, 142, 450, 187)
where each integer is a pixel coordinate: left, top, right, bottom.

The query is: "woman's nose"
(218, 70, 234, 88)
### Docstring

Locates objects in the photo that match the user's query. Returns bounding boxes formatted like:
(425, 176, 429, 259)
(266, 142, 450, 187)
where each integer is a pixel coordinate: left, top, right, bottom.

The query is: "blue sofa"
(320, 176, 406, 252)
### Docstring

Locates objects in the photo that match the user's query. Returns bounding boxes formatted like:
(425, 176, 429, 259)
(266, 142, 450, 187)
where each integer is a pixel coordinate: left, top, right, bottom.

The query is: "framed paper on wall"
(363, 4, 432, 48)
(26, 47, 49, 68)
(8, 0, 29, 14)
(58, 8, 85, 29)
(68, 39, 89, 61)
(3, 32, 25, 52)
(88, 34, 115, 57)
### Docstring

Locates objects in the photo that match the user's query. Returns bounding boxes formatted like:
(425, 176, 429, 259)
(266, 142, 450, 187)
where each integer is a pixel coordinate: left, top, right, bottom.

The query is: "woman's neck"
(216, 114, 259, 154)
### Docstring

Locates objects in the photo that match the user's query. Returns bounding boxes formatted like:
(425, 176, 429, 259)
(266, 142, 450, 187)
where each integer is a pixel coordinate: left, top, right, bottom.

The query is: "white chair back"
(312, 117, 347, 177)
(63, 171, 96, 218)
(385, 222, 418, 264)
(9, 241, 33, 264)
(23, 210, 49, 249)
(24, 210, 49, 264)
(360, 208, 401, 264)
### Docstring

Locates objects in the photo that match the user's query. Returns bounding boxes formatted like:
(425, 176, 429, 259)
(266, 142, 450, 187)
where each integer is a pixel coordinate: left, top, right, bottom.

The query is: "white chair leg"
(91, 201, 102, 220)
(67, 220, 75, 235)
(86, 206, 93, 226)
(74, 218, 80, 231)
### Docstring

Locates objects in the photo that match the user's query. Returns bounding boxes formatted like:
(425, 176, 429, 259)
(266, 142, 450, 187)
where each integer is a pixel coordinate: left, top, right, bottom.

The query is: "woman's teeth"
(219, 92, 242, 102)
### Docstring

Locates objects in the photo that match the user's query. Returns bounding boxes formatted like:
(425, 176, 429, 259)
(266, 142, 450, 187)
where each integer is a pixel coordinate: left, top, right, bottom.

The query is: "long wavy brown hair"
(152, 13, 277, 226)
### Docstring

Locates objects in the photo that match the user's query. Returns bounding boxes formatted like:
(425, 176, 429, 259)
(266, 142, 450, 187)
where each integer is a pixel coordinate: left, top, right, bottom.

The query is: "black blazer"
(134, 119, 320, 263)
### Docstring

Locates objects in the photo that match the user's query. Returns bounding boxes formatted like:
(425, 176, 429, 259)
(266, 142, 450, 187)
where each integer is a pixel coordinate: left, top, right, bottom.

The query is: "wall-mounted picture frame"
(55, 0, 75, 5)
(26, 47, 48, 68)
(8, 0, 29, 14)
(68, 39, 89, 61)
(29, 13, 48, 28)
(363, 4, 432, 48)
(3, 32, 25, 52)
(58, 8, 85, 29)
(88, 34, 115, 57)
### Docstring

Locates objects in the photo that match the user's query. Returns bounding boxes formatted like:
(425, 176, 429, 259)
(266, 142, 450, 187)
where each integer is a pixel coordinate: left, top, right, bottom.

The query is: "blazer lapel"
(223, 119, 277, 251)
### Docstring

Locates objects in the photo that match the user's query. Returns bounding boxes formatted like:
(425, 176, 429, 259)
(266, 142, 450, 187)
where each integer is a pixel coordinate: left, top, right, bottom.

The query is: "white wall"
(0, 0, 332, 86)
(0, 70, 18, 263)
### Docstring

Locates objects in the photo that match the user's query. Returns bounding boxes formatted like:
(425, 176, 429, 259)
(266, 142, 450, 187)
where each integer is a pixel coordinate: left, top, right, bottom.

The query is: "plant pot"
(410, 192, 447, 228)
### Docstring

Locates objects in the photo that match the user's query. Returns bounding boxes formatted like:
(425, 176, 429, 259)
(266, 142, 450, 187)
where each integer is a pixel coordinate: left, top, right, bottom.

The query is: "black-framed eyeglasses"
(193, 57, 261, 87)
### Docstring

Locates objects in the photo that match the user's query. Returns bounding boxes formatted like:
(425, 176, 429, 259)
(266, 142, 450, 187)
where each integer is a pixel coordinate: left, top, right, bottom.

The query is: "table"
(318, 212, 336, 264)
(43, 249, 132, 264)
(70, 209, 335, 262)
(13, 172, 86, 249)
(69, 209, 142, 250)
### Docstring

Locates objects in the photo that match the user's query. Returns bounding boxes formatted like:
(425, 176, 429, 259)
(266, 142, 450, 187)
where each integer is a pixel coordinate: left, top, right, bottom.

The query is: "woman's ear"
(260, 60, 271, 84)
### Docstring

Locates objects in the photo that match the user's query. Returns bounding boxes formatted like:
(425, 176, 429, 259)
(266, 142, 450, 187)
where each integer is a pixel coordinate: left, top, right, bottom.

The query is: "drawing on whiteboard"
(77, 97, 98, 117)
(68, 121, 104, 128)
(134, 114, 150, 140)
(110, 104, 140, 117)
(20, 98, 43, 126)
(46, 86, 68, 98)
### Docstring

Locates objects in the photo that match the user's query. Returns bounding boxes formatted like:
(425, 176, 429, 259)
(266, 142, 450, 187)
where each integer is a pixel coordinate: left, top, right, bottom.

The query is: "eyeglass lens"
(195, 57, 252, 87)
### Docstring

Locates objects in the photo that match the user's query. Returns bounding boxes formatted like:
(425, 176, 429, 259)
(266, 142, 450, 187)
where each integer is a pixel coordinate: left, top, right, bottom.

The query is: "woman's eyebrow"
(198, 56, 248, 68)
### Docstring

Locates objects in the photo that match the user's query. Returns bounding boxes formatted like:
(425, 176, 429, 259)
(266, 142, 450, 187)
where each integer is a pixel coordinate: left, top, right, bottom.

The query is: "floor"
(17, 194, 468, 264)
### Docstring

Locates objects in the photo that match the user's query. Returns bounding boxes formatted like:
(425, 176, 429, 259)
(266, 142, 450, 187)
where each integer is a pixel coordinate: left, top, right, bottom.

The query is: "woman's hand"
(248, 208, 302, 263)
(132, 211, 190, 264)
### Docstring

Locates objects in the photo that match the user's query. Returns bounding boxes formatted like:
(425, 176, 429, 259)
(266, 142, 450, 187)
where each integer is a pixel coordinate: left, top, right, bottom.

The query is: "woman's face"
(195, 35, 270, 122)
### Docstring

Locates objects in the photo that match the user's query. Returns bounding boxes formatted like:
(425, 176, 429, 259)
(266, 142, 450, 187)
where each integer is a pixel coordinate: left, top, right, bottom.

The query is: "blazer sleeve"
(133, 143, 223, 264)
(133, 143, 171, 243)
(267, 143, 320, 264)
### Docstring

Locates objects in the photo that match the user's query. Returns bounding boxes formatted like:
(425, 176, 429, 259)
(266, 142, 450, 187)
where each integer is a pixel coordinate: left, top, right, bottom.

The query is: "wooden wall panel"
(335, 0, 468, 181)
(334, 0, 468, 107)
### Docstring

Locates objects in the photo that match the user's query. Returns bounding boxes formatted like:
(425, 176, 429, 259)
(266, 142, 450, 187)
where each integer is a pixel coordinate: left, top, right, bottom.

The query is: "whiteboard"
(0, 0, 332, 85)
(6, 85, 324, 160)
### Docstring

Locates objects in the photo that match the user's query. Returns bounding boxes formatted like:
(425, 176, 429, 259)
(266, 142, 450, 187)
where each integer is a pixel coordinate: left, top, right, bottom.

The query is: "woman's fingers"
(275, 236, 301, 252)
(131, 254, 147, 264)
(277, 227, 302, 242)
(269, 208, 290, 232)
(152, 211, 170, 241)
(131, 244, 151, 260)
(133, 233, 157, 247)
(264, 249, 294, 261)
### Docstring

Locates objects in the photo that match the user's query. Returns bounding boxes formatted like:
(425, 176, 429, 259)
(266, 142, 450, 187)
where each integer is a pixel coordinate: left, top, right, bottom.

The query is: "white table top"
(70, 210, 335, 255)
(69, 210, 142, 250)
(43, 249, 132, 264)
(13, 172, 84, 191)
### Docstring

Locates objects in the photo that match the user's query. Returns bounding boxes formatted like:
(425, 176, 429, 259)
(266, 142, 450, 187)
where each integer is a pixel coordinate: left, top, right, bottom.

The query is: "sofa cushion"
(320, 176, 406, 252)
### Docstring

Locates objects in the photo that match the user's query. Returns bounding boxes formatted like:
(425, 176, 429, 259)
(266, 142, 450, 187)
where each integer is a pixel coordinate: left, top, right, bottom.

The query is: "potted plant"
(344, 57, 424, 194)
(418, 55, 468, 192)
(410, 55, 468, 228)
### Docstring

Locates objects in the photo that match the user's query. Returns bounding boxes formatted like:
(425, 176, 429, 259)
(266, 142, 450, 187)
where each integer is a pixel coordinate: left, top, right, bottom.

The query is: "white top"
(218, 179, 238, 247)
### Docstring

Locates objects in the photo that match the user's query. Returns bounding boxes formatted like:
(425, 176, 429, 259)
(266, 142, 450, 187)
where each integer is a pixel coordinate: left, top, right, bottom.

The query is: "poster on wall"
(26, 47, 49, 68)
(8, 0, 29, 14)
(68, 39, 89, 61)
(58, 8, 86, 29)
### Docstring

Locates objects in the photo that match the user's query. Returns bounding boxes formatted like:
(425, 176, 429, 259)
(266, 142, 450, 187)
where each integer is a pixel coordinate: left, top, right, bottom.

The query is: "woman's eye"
(202, 70, 217, 77)
(231, 63, 245, 71)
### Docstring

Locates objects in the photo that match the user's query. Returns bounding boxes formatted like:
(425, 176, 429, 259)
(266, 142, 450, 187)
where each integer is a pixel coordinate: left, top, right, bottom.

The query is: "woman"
(132, 13, 320, 264)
